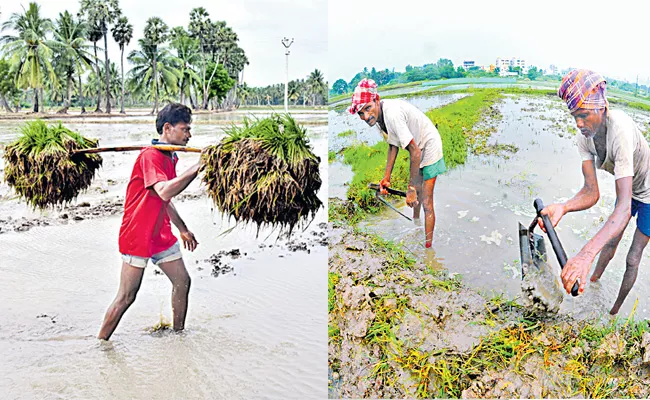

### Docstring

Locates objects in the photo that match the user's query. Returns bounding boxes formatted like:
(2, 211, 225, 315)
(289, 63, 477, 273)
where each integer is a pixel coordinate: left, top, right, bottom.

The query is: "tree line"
(0, 2, 327, 114)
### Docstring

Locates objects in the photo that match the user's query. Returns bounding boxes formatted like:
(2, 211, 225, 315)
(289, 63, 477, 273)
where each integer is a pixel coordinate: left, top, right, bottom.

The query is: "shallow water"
(328, 93, 469, 154)
(330, 94, 650, 321)
(0, 112, 328, 399)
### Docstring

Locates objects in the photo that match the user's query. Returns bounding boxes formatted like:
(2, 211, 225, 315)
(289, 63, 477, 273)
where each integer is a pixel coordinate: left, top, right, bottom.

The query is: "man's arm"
(405, 139, 422, 188)
(167, 201, 188, 232)
(561, 176, 632, 293)
(540, 160, 600, 229)
(167, 201, 199, 251)
(152, 161, 201, 201)
(379, 144, 399, 193)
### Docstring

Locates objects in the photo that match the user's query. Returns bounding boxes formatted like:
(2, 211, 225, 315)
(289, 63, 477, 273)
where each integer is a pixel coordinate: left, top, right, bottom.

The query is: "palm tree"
(111, 15, 132, 113)
(0, 2, 55, 112)
(307, 69, 326, 106)
(79, 0, 121, 113)
(188, 7, 211, 109)
(169, 28, 201, 105)
(51, 11, 93, 113)
(86, 21, 103, 112)
(143, 17, 169, 114)
(127, 38, 180, 113)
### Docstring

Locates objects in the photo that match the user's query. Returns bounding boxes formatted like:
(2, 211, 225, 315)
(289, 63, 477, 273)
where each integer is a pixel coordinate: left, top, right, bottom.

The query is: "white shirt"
(577, 109, 650, 202)
(380, 99, 444, 168)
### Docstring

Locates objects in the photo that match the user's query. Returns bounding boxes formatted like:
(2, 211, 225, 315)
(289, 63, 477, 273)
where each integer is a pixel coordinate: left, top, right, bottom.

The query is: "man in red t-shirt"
(98, 103, 202, 340)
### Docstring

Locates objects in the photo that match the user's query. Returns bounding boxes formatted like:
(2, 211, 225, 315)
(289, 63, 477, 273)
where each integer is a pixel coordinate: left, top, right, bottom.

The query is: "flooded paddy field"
(328, 92, 650, 398)
(0, 111, 328, 399)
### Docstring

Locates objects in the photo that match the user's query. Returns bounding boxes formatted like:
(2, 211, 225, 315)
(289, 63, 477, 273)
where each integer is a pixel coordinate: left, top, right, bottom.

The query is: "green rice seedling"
(201, 114, 322, 235)
(3, 120, 102, 209)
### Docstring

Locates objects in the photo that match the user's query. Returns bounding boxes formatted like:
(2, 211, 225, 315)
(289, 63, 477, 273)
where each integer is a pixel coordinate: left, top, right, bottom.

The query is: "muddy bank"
(0, 190, 205, 234)
(328, 217, 650, 399)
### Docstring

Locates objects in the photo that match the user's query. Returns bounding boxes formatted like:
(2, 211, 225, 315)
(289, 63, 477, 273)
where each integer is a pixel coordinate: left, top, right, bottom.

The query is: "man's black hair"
(155, 103, 192, 134)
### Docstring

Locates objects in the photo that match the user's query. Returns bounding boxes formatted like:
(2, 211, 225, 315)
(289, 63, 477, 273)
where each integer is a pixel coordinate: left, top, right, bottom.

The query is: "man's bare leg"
(98, 262, 145, 340)
(422, 177, 437, 248)
(610, 228, 649, 315)
(590, 230, 625, 282)
(413, 172, 423, 220)
(158, 258, 191, 331)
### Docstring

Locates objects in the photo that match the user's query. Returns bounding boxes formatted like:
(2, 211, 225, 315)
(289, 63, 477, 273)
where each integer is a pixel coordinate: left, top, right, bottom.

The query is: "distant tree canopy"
(331, 58, 501, 96)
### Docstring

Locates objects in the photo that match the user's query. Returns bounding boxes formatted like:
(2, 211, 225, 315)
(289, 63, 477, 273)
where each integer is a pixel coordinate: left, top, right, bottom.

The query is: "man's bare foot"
(589, 274, 601, 283)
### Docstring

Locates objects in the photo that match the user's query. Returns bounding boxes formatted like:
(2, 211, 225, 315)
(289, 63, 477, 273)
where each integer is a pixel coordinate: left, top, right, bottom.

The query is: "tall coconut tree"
(51, 11, 93, 113)
(127, 38, 180, 113)
(85, 21, 104, 112)
(111, 15, 132, 113)
(188, 7, 212, 109)
(79, 0, 121, 113)
(143, 17, 169, 114)
(169, 28, 201, 105)
(0, 2, 55, 112)
(307, 69, 326, 106)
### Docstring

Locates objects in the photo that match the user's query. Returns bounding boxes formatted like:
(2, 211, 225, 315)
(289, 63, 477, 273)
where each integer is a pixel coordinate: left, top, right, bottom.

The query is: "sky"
(329, 0, 650, 85)
(0, 0, 327, 87)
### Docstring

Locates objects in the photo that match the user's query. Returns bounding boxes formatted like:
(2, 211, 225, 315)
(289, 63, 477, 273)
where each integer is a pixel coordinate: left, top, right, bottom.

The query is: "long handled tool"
(367, 183, 412, 221)
(71, 144, 202, 155)
(519, 198, 579, 297)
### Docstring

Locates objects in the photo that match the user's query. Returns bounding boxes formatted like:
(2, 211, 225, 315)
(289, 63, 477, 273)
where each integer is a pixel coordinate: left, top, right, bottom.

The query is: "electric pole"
(281, 37, 294, 113)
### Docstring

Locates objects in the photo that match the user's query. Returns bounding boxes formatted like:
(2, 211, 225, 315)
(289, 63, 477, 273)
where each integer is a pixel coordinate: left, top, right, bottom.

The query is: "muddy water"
(330, 94, 650, 321)
(0, 113, 328, 399)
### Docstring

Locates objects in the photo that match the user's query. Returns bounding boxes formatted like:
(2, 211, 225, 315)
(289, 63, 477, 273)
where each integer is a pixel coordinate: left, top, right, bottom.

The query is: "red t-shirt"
(118, 148, 179, 257)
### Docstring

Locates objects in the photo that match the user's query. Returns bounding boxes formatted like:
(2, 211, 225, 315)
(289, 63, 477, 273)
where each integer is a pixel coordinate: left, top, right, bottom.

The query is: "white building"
(495, 57, 528, 74)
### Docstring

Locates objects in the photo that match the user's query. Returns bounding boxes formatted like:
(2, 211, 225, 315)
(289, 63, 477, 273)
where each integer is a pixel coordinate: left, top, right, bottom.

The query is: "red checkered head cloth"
(348, 78, 380, 114)
(558, 69, 608, 113)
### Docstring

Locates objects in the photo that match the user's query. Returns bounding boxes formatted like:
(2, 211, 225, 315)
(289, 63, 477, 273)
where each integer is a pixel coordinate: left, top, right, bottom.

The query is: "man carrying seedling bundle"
(349, 78, 446, 248)
(98, 103, 201, 340)
(540, 69, 650, 315)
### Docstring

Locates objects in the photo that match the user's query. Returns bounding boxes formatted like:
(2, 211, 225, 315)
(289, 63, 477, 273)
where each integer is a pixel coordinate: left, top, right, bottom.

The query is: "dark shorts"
(631, 199, 650, 237)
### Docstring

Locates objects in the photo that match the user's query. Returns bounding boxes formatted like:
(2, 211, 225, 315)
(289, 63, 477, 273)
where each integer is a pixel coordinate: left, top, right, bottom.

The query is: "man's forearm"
(155, 162, 200, 201)
(581, 205, 631, 258)
(563, 185, 599, 213)
(167, 202, 187, 232)
(383, 145, 399, 180)
(406, 142, 422, 186)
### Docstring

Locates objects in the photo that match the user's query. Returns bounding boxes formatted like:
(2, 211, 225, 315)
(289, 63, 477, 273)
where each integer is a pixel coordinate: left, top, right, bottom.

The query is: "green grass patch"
(337, 129, 355, 138)
(339, 89, 505, 222)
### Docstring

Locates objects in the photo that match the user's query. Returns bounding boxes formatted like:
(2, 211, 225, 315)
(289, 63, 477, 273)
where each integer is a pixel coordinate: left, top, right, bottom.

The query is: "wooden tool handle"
(367, 183, 407, 197)
(71, 145, 202, 155)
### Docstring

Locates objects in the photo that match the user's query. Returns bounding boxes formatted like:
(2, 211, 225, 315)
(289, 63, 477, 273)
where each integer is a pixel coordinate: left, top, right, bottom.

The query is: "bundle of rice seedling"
(3, 120, 102, 209)
(201, 114, 322, 235)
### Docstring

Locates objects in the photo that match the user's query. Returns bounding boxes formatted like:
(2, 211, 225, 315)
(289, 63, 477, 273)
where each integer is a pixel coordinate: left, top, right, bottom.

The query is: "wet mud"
(328, 221, 650, 398)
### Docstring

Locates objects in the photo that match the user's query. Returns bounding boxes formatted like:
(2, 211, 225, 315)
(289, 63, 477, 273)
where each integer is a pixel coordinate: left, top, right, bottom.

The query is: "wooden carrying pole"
(71, 145, 202, 155)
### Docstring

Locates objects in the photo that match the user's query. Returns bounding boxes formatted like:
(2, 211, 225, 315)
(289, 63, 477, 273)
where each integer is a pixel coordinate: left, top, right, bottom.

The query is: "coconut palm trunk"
(1, 94, 13, 112)
(103, 30, 111, 113)
(33, 88, 39, 113)
(152, 51, 158, 114)
(78, 69, 86, 114)
(93, 42, 102, 112)
(120, 47, 125, 113)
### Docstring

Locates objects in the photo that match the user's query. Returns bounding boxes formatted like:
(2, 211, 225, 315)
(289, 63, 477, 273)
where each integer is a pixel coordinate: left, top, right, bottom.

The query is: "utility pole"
(635, 74, 639, 97)
(281, 37, 294, 113)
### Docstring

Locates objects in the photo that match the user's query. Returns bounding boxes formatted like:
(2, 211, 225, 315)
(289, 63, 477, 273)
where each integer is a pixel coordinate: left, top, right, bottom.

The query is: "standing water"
(330, 94, 650, 321)
(0, 112, 328, 399)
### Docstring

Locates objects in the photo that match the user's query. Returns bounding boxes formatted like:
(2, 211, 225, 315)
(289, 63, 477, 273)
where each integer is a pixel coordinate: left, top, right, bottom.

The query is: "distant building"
(548, 64, 559, 75)
(495, 57, 528, 74)
(463, 60, 476, 70)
